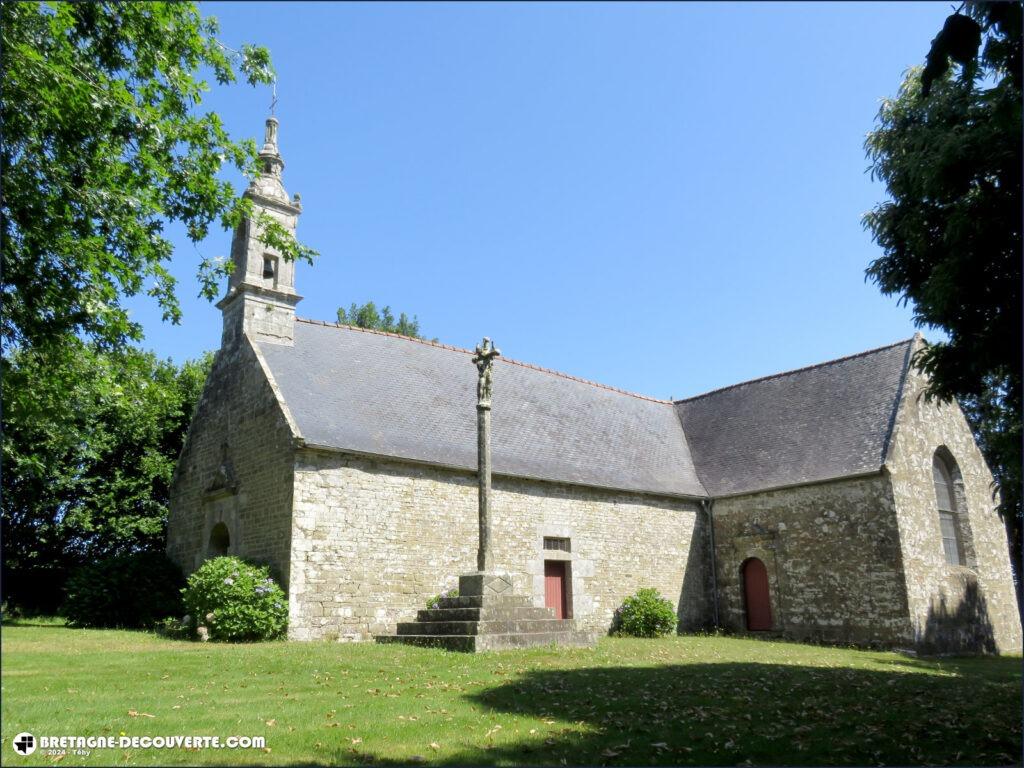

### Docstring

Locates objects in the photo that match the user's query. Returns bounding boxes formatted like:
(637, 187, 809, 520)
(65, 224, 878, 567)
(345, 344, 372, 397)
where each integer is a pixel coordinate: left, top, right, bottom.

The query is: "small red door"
(544, 561, 568, 619)
(742, 558, 772, 631)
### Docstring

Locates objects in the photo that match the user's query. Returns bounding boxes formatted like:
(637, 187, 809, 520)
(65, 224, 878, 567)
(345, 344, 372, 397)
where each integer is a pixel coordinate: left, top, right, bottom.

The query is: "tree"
(0, 343, 212, 612)
(337, 301, 425, 339)
(1, 2, 316, 355)
(863, 2, 1022, 595)
(1, 2, 314, 611)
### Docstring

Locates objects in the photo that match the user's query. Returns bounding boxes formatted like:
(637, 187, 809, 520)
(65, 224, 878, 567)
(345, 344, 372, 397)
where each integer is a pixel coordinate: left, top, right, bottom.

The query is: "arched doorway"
(742, 557, 772, 631)
(208, 522, 230, 557)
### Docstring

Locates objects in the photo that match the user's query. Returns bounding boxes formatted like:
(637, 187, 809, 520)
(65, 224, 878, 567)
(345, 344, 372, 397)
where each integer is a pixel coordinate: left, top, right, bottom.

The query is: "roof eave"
(295, 440, 709, 502)
(707, 468, 888, 501)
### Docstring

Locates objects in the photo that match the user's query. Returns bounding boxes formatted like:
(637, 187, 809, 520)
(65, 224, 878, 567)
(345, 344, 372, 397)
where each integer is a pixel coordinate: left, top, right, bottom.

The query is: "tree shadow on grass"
(1, 616, 68, 628)
(341, 658, 1020, 767)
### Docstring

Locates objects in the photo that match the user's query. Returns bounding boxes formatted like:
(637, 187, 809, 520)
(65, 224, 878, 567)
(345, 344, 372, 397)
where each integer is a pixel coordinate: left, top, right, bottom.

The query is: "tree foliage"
(63, 551, 184, 629)
(1, 2, 313, 610)
(1, 342, 211, 610)
(0, 1, 315, 354)
(337, 301, 425, 339)
(864, 2, 1022, 583)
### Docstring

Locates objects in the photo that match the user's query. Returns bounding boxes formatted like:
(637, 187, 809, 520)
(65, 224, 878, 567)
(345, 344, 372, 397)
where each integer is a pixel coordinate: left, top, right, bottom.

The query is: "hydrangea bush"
(614, 587, 677, 638)
(181, 556, 287, 642)
(62, 552, 184, 629)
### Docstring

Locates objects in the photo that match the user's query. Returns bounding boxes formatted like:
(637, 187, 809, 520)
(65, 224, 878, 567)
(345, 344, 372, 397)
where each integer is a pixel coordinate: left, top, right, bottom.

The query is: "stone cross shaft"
(472, 337, 500, 572)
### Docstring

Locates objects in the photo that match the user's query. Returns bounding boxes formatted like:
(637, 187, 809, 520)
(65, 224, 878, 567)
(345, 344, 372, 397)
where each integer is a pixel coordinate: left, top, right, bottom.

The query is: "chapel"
(167, 119, 1022, 653)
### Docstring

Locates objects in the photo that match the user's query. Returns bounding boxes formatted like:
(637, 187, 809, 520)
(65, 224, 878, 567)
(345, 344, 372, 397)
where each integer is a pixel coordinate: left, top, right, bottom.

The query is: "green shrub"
(156, 615, 192, 639)
(614, 587, 677, 638)
(62, 552, 184, 629)
(182, 557, 287, 642)
(425, 587, 458, 609)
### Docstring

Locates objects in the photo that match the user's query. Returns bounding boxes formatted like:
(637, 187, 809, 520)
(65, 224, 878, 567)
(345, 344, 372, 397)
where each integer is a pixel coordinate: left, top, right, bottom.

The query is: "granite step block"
(415, 606, 556, 623)
(473, 631, 596, 651)
(377, 631, 594, 652)
(396, 619, 573, 636)
(375, 634, 477, 652)
(435, 594, 534, 610)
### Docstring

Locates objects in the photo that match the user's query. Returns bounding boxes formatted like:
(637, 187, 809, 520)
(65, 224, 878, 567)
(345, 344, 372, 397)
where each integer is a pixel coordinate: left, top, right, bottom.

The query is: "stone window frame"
(532, 525, 575, 619)
(932, 446, 977, 571)
(262, 254, 278, 286)
(543, 536, 571, 553)
(198, 495, 242, 570)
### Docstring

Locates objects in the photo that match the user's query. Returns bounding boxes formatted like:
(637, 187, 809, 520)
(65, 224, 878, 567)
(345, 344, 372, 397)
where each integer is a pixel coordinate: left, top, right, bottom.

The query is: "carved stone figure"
(206, 442, 238, 495)
(472, 337, 500, 408)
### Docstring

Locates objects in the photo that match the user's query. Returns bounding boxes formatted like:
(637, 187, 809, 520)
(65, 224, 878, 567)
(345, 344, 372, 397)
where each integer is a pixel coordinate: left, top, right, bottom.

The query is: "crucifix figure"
(472, 337, 500, 572)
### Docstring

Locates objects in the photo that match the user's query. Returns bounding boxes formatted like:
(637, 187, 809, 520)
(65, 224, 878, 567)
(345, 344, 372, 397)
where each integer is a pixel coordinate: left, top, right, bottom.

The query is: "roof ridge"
(673, 337, 917, 404)
(294, 317, 672, 404)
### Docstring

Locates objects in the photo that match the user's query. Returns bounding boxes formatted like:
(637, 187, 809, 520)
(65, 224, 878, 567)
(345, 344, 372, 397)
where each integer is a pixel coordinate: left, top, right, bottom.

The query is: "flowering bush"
(181, 557, 287, 642)
(62, 552, 183, 629)
(614, 587, 677, 638)
(425, 587, 459, 609)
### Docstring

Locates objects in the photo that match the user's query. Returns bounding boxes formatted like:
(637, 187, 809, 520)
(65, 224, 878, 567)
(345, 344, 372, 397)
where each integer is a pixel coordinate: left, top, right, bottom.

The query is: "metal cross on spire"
(269, 80, 278, 117)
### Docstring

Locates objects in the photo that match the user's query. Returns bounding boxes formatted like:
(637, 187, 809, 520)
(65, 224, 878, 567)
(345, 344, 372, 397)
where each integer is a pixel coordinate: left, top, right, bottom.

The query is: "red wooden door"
(743, 558, 772, 631)
(544, 561, 567, 619)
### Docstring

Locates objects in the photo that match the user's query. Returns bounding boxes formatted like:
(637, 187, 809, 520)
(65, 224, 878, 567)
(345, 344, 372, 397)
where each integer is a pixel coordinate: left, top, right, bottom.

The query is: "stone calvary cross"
(472, 337, 500, 572)
(378, 336, 594, 649)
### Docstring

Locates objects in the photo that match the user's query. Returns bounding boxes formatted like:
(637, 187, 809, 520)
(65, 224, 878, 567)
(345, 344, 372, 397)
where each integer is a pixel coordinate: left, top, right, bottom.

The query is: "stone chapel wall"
(288, 450, 708, 641)
(712, 474, 914, 646)
(886, 367, 1022, 654)
(167, 338, 296, 585)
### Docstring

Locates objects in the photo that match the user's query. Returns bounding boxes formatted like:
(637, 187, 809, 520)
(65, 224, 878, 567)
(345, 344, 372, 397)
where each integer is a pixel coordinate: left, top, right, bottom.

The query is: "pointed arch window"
(933, 453, 962, 566)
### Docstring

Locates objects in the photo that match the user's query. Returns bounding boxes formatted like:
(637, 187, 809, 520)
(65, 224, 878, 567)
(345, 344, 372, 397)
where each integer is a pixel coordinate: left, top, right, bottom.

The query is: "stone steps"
(416, 606, 555, 622)
(377, 630, 596, 652)
(375, 572, 597, 653)
(434, 594, 534, 609)
(397, 618, 572, 636)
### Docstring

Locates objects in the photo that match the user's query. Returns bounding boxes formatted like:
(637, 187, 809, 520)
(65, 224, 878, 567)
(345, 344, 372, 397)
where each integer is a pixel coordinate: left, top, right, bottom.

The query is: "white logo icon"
(13, 733, 36, 755)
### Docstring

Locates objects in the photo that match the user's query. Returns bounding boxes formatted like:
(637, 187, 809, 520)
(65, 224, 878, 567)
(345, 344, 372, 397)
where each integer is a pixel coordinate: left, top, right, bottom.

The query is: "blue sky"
(133, 1, 950, 400)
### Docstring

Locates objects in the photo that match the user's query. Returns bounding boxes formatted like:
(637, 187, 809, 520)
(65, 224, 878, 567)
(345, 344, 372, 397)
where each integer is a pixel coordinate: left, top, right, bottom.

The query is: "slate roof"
(257, 320, 707, 498)
(674, 339, 914, 497)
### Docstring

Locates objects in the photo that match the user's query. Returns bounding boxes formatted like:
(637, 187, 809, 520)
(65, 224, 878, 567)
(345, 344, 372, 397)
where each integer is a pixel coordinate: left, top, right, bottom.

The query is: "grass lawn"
(1, 621, 1020, 766)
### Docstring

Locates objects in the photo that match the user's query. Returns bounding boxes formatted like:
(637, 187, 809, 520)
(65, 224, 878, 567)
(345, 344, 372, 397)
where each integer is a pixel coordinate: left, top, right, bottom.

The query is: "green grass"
(1, 622, 1020, 766)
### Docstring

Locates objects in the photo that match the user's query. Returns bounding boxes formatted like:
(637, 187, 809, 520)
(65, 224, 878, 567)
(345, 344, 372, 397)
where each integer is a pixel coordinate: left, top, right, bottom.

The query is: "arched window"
(208, 522, 230, 557)
(933, 452, 962, 566)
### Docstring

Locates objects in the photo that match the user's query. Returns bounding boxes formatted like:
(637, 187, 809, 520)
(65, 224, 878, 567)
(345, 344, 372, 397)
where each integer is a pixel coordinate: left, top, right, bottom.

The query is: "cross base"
(459, 572, 514, 600)
(377, 570, 597, 652)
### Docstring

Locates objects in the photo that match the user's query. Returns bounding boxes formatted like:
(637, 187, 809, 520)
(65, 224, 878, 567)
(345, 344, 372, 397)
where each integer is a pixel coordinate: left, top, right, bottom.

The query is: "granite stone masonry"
(167, 117, 1021, 653)
(712, 474, 913, 646)
(885, 349, 1022, 653)
(287, 450, 705, 641)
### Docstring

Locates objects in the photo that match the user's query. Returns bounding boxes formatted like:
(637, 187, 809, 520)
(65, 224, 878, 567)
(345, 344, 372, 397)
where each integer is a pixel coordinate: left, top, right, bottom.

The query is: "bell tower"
(217, 116, 303, 347)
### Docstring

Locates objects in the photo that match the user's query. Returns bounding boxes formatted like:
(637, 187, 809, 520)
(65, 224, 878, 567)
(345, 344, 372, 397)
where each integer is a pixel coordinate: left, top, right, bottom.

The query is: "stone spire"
(217, 116, 304, 348)
(248, 117, 290, 205)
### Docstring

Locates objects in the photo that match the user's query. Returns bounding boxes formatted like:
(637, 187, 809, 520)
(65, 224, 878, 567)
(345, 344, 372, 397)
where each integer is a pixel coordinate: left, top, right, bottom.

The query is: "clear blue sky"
(132, 1, 950, 400)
